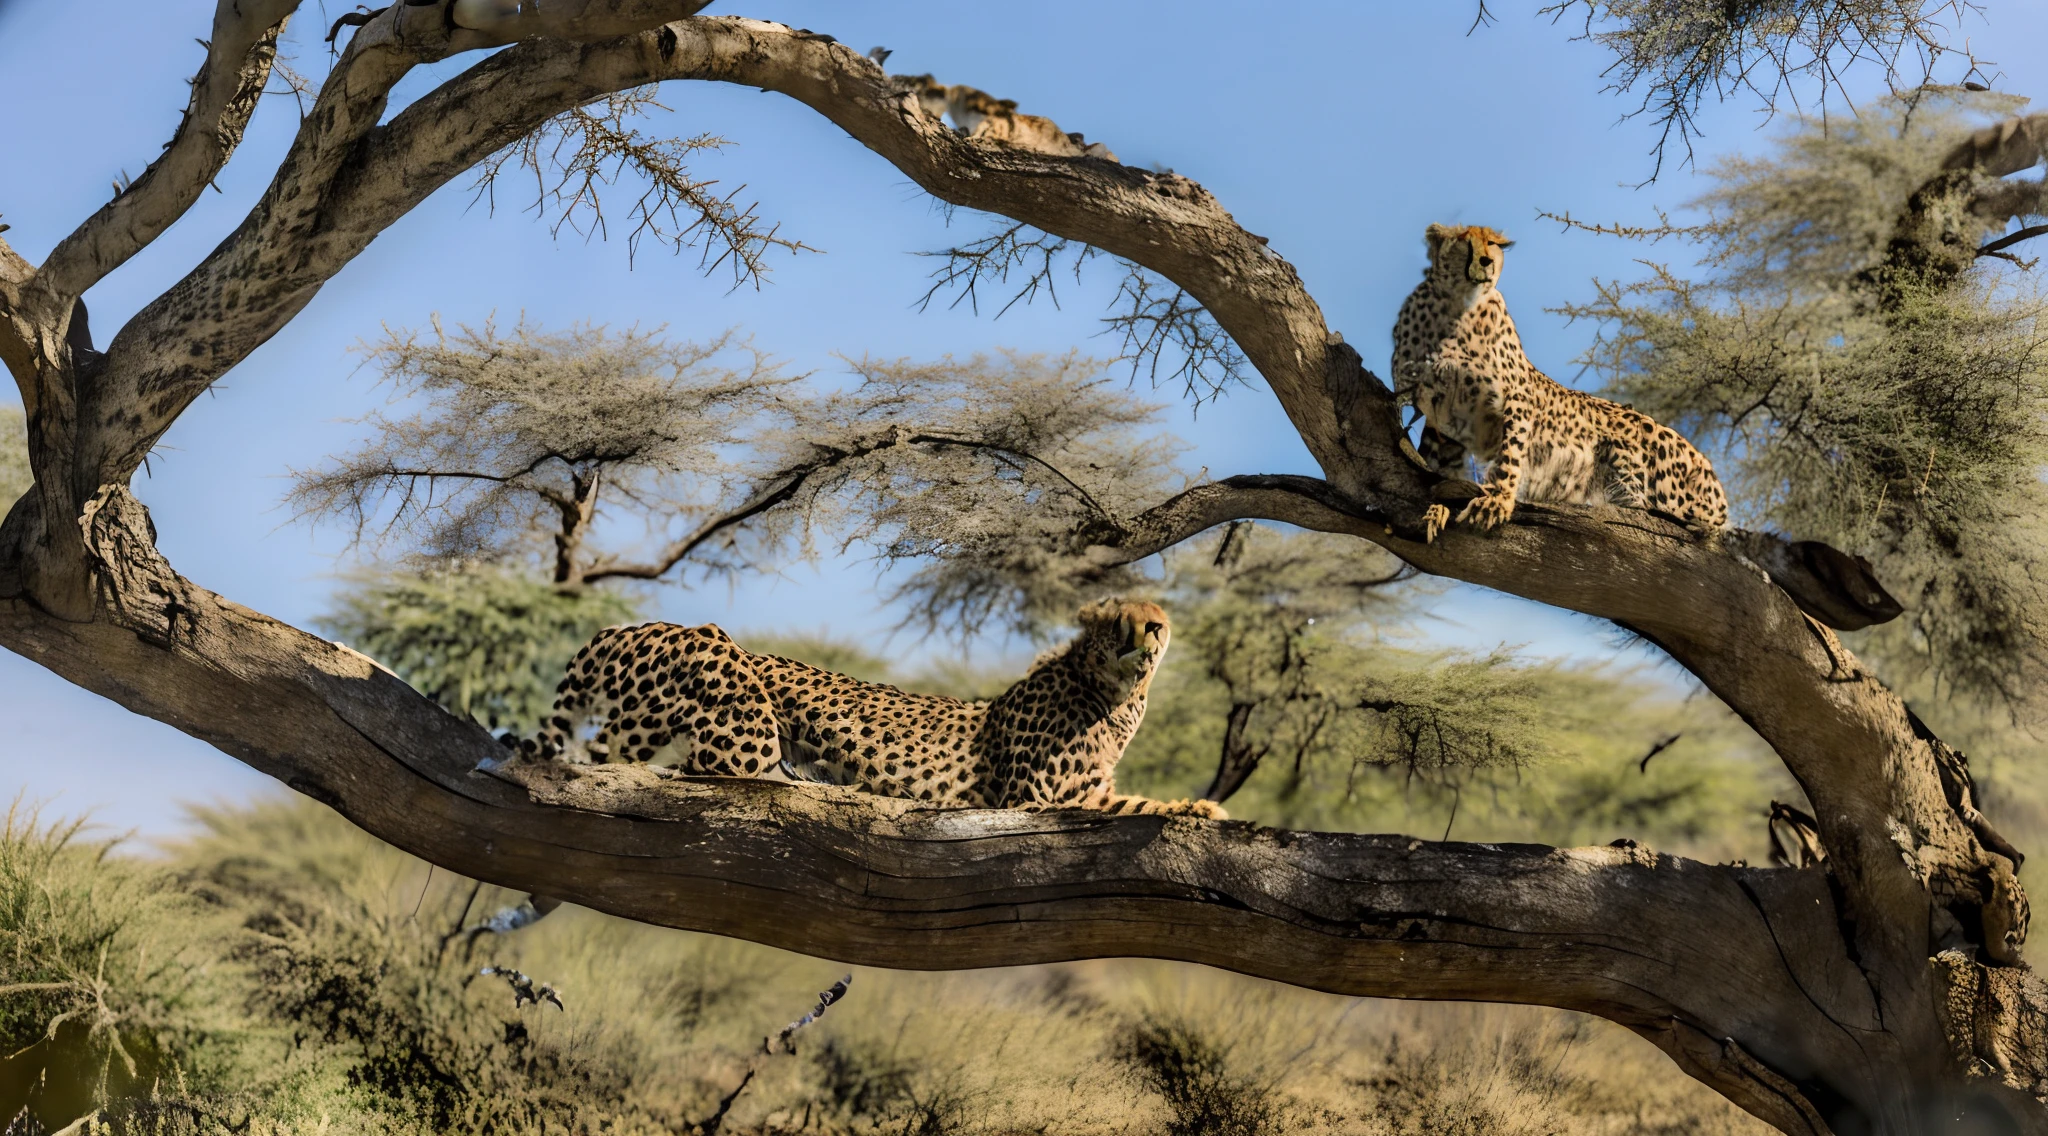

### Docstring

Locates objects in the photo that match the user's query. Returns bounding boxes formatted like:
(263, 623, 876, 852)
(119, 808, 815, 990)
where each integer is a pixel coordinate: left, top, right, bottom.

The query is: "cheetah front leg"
(1453, 409, 1528, 535)
(1417, 424, 1470, 543)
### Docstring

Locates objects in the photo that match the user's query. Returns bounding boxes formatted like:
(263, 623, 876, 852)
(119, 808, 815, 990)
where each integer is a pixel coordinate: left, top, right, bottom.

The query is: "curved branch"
(0, 529, 1877, 1136)
(79, 0, 719, 501)
(584, 428, 1121, 585)
(28, 0, 297, 315)
(1980, 224, 2048, 259)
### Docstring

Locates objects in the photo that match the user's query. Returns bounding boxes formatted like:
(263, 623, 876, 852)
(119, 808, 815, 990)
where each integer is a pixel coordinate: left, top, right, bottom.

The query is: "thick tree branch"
(0, 512, 1890, 1136)
(75, 1, 718, 512)
(1980, 224, 2048, 259)
(28, 0, 297, 316)
(0, 13, 2040, 1129)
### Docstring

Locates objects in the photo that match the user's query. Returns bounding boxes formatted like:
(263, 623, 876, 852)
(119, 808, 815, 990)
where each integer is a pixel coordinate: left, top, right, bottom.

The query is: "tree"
(1559, 89, 2048, 707)
(317, 565, 644, 732)
(0, 4, 2042, 1132)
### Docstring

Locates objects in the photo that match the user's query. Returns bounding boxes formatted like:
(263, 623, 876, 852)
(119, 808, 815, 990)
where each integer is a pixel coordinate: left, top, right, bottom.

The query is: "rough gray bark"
(1, 8, 2043, 1134)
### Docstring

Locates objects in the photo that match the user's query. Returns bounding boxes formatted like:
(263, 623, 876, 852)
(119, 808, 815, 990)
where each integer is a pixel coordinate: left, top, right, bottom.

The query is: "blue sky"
(3, 1, 2043, 836)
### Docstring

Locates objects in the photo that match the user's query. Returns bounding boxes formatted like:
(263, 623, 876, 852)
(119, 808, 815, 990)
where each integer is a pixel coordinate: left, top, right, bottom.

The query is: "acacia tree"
(1, 3, 2043, 1133)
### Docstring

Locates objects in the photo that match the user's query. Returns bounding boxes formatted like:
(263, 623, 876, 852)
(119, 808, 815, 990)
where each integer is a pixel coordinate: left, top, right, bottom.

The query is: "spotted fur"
(1392, 223, 1730, 541)
(519, 599, 1221, 818)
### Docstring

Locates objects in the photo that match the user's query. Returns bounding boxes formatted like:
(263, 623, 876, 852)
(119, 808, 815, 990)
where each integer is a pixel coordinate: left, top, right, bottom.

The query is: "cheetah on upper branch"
(517, 599, 1222, 818)
(1391, 223, 1729, 542)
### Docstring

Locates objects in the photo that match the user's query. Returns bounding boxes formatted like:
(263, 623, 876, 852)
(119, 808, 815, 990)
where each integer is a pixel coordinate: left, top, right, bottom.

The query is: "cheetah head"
(1073, 598, 1171, 697)
(1424, 223, 1513, 291)
(895, 73, 948, 120)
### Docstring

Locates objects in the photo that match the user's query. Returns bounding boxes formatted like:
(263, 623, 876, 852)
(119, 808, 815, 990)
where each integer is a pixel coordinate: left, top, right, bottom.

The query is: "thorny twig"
(919, 223, 1248, 404)
(916, 222, 1098, 317)
(766, 973, 853, 1055)
(1103, 262, 1250, 406)
(1536, 0, 1986, 181)
(1540, 208, 1701, 242)
(479, 966, 566, 1010)
(472, 87, 814, 283)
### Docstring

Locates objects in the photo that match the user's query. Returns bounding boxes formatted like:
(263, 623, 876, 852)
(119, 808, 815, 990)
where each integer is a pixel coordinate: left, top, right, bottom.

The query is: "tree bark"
(0, 10, 2043, 1133)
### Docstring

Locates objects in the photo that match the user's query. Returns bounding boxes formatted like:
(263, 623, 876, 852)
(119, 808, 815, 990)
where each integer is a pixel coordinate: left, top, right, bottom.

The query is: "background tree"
(1560, 89, 2048, 707)
(318, 566, 643, 732)
(0, 3, 2042, 1133)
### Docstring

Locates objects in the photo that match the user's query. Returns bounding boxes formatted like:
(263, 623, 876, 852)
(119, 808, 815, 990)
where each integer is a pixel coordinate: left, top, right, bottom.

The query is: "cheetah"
(518, 599, 1221, 818)
(1391, 223, 1730, 542)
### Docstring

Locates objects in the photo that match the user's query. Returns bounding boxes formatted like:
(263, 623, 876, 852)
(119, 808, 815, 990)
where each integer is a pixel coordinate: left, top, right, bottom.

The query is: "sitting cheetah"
(518, 599, 1221, 818)
(1391, 223, 1730, 541)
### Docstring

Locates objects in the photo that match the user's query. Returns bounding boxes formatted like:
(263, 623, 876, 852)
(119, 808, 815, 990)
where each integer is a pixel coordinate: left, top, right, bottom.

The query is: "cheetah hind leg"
(593, 633, 785, 778)
(516, 675, 598, 764)
(1596, 440, 1652, 513)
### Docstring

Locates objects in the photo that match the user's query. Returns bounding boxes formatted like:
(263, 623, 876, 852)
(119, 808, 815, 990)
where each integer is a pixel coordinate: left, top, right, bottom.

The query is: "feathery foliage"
(1539, 0, 1986, 176)
(1558, 91, 2048, 705)
(289, 321, 794, 585)
(791, 351, 1183, 636)
(294, 329, 1187, 636)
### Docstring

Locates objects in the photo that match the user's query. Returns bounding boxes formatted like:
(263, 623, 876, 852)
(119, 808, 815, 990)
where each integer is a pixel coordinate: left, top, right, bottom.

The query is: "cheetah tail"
(1102, 794, 1229, 821)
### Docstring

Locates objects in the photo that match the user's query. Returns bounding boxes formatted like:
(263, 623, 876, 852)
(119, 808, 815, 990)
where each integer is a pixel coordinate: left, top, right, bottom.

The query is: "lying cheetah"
(1391, 223, 1730, 541)
(518, 599, 1221, 818)
(889, 75, 1117, 161)
(944, 85, 1118, 159)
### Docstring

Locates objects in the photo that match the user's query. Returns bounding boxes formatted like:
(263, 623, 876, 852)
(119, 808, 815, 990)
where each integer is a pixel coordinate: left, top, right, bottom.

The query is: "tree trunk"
(1, 9, 2044, 1132)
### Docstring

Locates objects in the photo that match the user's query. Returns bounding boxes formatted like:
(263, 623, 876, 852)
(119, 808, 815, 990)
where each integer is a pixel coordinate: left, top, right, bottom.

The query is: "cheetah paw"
(1455, 492, 1514, 531)
(1166, 798, 1230, 820)
(1422, 504, 1450, 543)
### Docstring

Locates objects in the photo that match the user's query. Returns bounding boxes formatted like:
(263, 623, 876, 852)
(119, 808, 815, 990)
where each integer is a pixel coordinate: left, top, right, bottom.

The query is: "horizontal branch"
(1981, 224, 2048, 258)
(0, 514, 1875, 1135)
(584, 427, 1122, 584)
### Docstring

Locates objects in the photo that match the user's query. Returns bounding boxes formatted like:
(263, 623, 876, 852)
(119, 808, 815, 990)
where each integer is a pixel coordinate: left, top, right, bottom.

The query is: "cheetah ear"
(997, 98, 1019, 111)
(1497, 238, 1516, 249)
(1425, 223, 1453, 249)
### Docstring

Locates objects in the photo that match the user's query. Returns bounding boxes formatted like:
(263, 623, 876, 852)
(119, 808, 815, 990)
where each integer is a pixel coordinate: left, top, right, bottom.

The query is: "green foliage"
(1560, 91, 2048, 704)
(0, 402, 27, 509)
(315, 566, 643, 731)
(0, 805, 236, 1129)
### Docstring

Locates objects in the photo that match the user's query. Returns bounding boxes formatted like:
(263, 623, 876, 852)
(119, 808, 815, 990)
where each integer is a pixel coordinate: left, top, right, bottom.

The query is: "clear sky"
(2, 1, 2043, 836)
